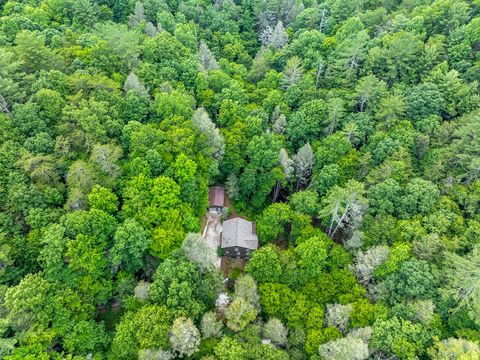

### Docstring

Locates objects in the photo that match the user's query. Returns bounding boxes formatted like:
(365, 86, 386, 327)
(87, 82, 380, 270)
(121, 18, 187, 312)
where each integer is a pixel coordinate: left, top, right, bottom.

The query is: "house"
(221, 217, 258, 259)
(208, 186, 225, 213)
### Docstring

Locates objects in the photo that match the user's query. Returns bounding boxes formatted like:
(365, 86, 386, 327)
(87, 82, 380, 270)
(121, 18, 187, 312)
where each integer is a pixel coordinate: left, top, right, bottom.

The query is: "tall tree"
(442, 245, 480, 325)
(198, 41, 219, 71)
(282, 56, 303, 89)
(201, 311, 223, 339)
(110, 219, 150, 273)
(319, 180, 368, 238)
(225, 297, 258, 332)
(293, 143, 314, 190)
(263, 318, 288, 346)
(169, 317, 201, 357)
(192, 108, 225, 161)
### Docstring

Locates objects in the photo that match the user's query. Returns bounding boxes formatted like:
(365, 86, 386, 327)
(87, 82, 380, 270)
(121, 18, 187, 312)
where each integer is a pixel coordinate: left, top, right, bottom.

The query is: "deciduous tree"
(263, 318, 288, 346)
(246, 245, 282, 283)
(225, 297, 258, 332)
(201, 311, 223, 339)
(170, 317, 201, 357)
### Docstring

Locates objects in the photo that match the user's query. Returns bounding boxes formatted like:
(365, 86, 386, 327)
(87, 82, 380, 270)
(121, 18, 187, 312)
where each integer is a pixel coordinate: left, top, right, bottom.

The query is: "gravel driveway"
(202, 211, 222, 269)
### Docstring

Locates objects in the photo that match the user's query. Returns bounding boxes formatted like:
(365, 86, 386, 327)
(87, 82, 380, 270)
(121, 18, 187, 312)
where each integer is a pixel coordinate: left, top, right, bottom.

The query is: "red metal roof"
(209, 186, 225, 207)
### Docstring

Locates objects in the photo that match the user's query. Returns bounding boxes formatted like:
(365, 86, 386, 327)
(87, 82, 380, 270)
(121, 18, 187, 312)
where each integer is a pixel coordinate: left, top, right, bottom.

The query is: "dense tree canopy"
(0, 0, 479, 358)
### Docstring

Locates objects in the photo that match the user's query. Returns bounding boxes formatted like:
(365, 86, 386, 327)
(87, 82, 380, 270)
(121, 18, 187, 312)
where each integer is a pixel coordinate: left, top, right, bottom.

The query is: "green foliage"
(305, 327, 342, 355)
(4, 273, 55, 331)
(256, 203, 293, 243)
(382, 259, 437, 305)
(289, 190, 320, 216)
(245, 245, 282, 283)
(149, 253, 220, 319)
(153, 90, 195, 121)
(258, 279, 330, 334)
(294, 236, 328, 280)
(303, 269, 366, 306)
(122, 174, 197, 258)
(238, 133, 282, 209)
(374, 243, 412, 277)
(319, 180, 367, 238)
(287, 99, 327, 148)
(442, 245, 480, 325)
(1, 0, 480, 358)
(88, 185, 118, 214)
(110, 305, 174, 359)
(63, 320, 108, 355)
(398, 178, 440, 217)
(371, 317, 436, 359)
(224, 298, 258, 332)
(428, 338, 480, 359)
(110, 219, 150, 273)
(214, 337, 247, 360)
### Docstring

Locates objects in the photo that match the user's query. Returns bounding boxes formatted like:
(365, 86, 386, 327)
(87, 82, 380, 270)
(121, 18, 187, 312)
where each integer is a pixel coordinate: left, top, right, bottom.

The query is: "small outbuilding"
(221, 217, 258, 259)
(208, 186, 225, 213)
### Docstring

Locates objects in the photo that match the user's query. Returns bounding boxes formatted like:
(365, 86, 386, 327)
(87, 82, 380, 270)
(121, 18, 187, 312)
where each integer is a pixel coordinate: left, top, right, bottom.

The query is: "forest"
(0, 0, 480, 359)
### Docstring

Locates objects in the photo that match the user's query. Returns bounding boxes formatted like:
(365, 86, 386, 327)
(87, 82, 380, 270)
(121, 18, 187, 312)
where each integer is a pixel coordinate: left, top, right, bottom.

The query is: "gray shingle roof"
(221, 217, 258, 250)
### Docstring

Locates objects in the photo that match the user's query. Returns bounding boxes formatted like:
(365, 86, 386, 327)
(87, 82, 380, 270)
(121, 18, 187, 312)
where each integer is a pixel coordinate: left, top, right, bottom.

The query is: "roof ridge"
(234, 216, 239, 244)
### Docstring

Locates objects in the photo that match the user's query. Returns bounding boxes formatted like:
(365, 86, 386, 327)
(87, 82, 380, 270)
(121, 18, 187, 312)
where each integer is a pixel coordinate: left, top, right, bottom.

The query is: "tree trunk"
(272, 181, 281, 203)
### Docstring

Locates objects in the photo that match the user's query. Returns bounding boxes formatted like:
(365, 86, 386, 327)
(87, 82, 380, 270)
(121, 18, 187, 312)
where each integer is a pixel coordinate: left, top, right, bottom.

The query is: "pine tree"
(199, 41, 219, 71)
(226, 174, 240, 200)
(134, 281, 150, 301)
(326, 98, 345, 135)
(145, 22, 158, 37)
(282, 56, 303, 89)
(320, 180, 368, 238)
(124, 72, 149, 97)
(138, 349, 173, 360)
(293, 143, 314, 190)
(192, 108, 225, 160)
(279, 149, 294, 180)
(269, 21, 288, 49)
(273, 114, 287, 134)
(273, 148, 294, 202)
(442, 245, 480, 325)
(129, 1, 146, 27)
(0, 94, 11, 116)
(353, 246, 390, 285)
(319, 335, 369, 360)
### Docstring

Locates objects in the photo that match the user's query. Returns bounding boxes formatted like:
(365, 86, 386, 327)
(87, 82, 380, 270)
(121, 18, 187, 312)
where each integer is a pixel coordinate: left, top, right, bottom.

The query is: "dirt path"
(202, 211, 222, 269)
